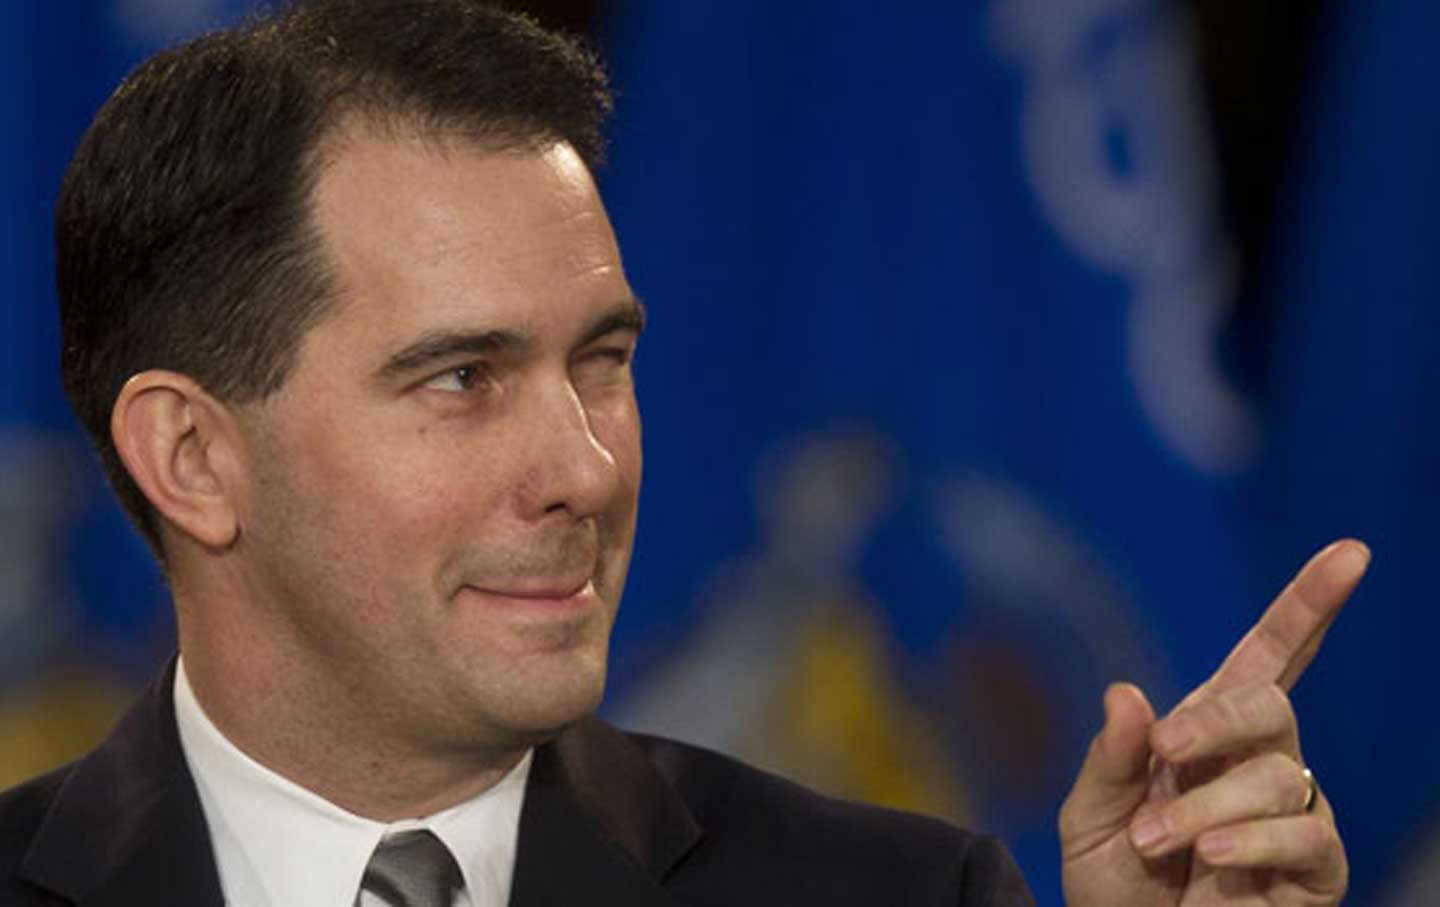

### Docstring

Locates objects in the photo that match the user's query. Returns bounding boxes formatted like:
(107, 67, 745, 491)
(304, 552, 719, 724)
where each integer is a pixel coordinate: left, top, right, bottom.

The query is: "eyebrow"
(577, 297, 647, 348)
(372, 297, 647, 384)
(373, 328, 534, 384)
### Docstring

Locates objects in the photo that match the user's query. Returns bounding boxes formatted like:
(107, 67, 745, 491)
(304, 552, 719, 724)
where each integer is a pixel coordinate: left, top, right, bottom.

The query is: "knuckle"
(1200, 691, 1244, 736)
(1252, 752, 1303, 814)
(1057, 790, 1078, 825)
(1235, 682, 1290, 731)
(1165, 788, 1210, 835)
(1333, 834, 1351, 879)
(1258, 682, 1295, 728)
(1160, 796, 1189, 832)
(1298, 814, 1335, 854)
(1057, 801, 1082, 840)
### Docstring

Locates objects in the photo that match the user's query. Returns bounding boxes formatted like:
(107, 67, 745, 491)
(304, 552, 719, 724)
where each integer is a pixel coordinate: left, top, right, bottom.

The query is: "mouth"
(457, 579, 598, 612)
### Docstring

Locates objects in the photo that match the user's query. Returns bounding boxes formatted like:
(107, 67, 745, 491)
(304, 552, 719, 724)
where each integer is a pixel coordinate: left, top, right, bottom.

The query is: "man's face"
(231, 133, 641, 753)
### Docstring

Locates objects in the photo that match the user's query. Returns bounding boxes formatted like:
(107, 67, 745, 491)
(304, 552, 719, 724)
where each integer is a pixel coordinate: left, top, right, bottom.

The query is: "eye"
(573, 342, 636, 386)
(591, 345, 634, 366)
(422, 364, 490, 394)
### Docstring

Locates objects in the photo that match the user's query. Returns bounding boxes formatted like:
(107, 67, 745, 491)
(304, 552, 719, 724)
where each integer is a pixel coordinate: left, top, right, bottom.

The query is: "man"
(0, 1, 1361, 904)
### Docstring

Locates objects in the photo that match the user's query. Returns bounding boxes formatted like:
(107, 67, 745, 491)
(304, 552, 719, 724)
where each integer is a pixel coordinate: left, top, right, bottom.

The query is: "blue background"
(2, 2, 1434, 904)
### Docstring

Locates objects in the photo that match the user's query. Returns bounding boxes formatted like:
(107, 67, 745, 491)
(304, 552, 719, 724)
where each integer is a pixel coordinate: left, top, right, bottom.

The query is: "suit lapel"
(19, 670, 697, 906)
(509, 718, 701, 907)
(19, 659, 224, 907)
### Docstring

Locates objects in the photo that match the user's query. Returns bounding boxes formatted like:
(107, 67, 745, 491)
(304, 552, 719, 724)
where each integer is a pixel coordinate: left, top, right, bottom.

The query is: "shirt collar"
(173, 657, 531, 907)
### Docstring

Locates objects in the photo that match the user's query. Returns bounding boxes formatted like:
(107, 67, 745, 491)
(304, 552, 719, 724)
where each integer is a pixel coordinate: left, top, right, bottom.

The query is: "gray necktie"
(358, 830, 464, 907)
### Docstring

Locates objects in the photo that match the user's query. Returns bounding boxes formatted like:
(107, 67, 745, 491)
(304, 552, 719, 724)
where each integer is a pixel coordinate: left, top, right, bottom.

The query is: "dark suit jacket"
(0, 663, 1035, 906)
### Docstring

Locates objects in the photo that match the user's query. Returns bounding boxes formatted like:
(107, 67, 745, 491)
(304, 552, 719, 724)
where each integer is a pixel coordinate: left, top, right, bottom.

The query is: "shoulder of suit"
(615, 725, 1019, 880)
(0, 763, 77, 903)
(0, 764, 74, 849)
(622, 729, 953, 832)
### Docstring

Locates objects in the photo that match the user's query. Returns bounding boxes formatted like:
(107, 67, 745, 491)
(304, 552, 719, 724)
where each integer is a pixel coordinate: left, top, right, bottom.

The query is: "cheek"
(594, 397, 643, 495)
(278, 413, 503, 547)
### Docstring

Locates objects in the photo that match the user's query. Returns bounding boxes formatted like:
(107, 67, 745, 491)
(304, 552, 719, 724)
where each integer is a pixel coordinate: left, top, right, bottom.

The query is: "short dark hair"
(56, 0, 613, 554)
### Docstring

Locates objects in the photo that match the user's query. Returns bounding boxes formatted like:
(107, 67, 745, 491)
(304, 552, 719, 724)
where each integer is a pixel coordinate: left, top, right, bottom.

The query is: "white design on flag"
(932, 470, 1170, 700)
(991, 0, 1259, 473)
(615, 430, 897, 756)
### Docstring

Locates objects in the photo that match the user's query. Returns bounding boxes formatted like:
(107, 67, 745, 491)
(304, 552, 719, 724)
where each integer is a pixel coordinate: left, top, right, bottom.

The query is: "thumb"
(1059, 683, 1157, 854)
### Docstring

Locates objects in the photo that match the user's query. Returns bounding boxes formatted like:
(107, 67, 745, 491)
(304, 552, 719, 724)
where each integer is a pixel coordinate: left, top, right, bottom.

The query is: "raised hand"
(1058, 540, 1369, 906)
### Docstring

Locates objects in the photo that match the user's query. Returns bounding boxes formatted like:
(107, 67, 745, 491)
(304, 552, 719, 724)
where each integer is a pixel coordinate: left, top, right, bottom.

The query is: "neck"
(173, 587, 530, 822)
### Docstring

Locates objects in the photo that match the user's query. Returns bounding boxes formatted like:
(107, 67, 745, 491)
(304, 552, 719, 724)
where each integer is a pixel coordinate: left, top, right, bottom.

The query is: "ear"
(111, 370, 243, 550)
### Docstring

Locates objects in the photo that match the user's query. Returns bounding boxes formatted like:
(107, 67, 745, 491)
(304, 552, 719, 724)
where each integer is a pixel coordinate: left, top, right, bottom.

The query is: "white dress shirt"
(173, 659, 531, 907)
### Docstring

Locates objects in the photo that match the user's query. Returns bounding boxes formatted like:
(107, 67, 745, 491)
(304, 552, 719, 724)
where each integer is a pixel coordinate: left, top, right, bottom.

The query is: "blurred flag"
(599, 2, 1269, 902)
(1246, 0, 1440, 902)
(0, 0, 256, 787)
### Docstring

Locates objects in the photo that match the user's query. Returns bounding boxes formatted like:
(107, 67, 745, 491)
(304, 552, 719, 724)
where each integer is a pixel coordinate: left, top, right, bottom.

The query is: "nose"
(521, 374, 621, 523)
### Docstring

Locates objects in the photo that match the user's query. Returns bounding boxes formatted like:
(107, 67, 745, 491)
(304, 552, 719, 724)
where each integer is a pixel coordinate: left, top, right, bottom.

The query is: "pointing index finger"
(1206, 539, 1369, 694)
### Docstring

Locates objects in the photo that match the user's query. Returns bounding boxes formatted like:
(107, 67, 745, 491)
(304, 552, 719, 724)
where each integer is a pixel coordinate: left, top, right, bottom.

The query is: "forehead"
(305, 127, 626, 346)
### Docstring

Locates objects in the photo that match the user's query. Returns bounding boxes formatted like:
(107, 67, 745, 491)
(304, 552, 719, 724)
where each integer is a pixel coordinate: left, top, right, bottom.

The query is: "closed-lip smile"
(460, 579, 594, 603)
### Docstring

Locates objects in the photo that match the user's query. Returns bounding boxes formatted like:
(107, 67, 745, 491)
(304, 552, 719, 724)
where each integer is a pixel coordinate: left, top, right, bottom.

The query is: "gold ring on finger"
(1300, 766, 1318, 813)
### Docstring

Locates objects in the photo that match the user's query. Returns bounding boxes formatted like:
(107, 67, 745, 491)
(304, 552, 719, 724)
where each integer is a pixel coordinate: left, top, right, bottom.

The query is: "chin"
(474, 650, 609, 745)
